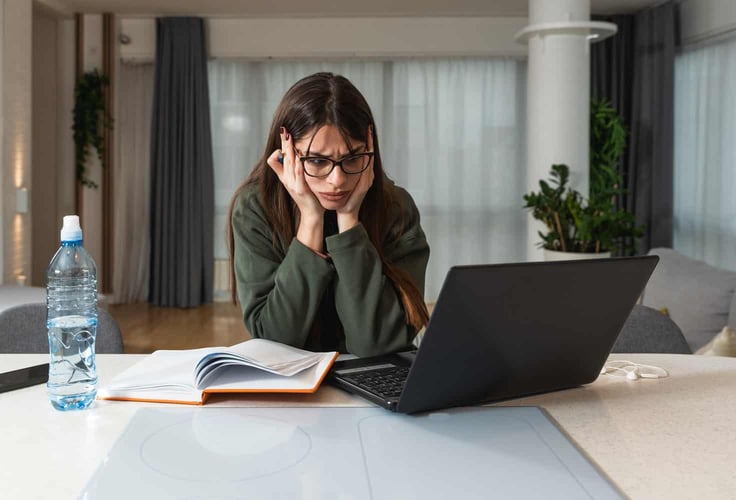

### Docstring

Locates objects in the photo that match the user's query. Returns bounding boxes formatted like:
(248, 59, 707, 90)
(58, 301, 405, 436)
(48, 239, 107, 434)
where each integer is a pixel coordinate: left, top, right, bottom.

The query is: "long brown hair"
(227, 72, 428, 331)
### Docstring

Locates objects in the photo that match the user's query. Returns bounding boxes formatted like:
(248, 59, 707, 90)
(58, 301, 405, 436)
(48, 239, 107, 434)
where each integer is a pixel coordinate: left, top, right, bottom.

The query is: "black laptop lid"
(396, 256, 659, 414)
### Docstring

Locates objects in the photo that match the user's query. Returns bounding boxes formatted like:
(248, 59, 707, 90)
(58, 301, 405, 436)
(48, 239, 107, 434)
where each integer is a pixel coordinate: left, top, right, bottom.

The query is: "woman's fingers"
(294, 153, 312, 193)
(280, 127, 297, 182)
(270, 126, 321, 219)
(272, 127, 309, 194)
(267, 148, 284, 177)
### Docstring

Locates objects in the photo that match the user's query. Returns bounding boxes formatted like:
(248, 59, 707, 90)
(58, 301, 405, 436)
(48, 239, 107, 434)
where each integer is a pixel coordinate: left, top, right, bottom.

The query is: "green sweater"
(231, 183, 429, 357)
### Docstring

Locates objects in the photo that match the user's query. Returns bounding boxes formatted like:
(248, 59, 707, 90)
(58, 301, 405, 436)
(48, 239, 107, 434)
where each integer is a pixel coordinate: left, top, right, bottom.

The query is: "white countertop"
(494, 354, 736, 499)
(1, 353, 735, 499)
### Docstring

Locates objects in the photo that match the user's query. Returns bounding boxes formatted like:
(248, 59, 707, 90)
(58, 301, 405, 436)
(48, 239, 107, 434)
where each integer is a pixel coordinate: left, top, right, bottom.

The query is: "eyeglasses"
(299, 152, 374, 178)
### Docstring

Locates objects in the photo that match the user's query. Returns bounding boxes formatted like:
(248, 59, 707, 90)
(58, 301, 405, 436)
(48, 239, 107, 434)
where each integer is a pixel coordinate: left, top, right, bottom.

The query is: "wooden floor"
(108, 302, 251, 354)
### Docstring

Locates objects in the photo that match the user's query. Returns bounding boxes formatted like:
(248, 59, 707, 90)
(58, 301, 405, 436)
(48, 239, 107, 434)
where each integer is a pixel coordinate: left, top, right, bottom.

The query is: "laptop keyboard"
(342, 366, 410, 399)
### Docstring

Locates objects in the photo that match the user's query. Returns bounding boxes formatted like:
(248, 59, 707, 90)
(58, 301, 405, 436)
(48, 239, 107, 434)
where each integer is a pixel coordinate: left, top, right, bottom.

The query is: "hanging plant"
(73, 69, 113, 189)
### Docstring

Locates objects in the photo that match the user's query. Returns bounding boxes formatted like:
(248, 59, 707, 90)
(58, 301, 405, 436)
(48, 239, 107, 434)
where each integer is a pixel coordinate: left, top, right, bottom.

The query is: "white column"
(517, 0, 615, 260)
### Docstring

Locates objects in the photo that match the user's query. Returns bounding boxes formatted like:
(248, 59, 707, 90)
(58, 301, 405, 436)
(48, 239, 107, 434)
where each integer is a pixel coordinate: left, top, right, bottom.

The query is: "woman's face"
(294, 125, 368, 211)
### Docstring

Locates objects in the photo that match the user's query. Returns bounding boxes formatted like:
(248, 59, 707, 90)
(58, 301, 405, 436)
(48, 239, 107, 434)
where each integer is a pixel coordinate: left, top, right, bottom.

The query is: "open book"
(97, 339, 339, 405)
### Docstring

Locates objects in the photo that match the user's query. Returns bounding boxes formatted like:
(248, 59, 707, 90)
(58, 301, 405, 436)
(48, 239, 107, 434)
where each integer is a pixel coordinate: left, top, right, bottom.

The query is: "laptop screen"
(331, 256, 659, 414)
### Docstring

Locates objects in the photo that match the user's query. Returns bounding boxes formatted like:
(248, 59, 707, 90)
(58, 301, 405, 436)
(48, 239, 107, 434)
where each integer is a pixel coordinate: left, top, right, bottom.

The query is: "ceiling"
(37, 0, 666, 18)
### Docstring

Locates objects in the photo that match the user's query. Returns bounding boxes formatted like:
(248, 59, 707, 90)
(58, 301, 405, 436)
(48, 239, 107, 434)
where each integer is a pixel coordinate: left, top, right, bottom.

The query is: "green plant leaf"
(73, 69, 114, 190)
(522, 99, 645, 255)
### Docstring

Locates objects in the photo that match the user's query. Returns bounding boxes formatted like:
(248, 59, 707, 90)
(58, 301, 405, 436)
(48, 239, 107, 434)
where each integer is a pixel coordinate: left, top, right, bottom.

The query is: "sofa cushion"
(612, 304, 691, 354)
(644, 248, 736, 351)
(696, 326, 736, 356)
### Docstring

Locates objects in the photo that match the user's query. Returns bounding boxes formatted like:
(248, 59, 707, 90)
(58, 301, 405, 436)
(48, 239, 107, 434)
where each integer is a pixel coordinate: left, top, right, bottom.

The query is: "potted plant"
(73, 69, 113, 189)
(523, 99, 644, 259)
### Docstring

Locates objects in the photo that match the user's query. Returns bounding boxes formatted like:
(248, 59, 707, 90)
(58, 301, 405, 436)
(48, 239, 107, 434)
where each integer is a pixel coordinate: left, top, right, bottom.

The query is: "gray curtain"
(592, 15, 635, 255)
(591, 15, 634, 146)
(591, 2, 677, 253)
(149, 17, 214, 307)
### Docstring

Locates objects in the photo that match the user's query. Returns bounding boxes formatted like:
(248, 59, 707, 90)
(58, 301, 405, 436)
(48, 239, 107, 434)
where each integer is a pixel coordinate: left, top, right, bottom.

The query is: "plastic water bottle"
(46, 215, 98, 411)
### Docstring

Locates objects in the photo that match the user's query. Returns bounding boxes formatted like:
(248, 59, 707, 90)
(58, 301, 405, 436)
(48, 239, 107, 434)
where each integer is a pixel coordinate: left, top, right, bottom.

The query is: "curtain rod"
(679, 25, 736, 52)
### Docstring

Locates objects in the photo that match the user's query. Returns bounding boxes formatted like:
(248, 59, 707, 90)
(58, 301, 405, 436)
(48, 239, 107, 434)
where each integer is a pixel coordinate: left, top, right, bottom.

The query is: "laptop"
(328, 255, 659, 414)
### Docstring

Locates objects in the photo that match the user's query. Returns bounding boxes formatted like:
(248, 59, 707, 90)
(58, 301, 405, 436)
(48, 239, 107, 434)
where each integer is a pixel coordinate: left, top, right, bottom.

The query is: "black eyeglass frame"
(298, 152, 374, 178)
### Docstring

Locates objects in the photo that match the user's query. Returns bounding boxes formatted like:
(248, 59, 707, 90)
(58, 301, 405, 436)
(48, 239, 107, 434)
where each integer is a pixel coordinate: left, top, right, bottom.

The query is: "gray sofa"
(643, 248, 736, 352)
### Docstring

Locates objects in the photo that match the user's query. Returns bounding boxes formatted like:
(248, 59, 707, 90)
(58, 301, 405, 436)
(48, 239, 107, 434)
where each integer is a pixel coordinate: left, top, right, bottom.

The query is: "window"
(674, 36, 736, 271)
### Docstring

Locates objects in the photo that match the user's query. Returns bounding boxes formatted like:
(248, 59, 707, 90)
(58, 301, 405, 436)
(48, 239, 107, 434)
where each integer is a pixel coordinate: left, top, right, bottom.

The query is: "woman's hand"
(267, 128, 324, 251)
(337, 127, 375, 232)
(267, 128, 324, 219)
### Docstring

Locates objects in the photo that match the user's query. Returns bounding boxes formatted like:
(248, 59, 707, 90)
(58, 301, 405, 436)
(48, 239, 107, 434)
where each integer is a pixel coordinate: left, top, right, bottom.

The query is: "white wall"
(31, 9, 58, 286)
(120, 16, 528, 61)
(2, 0, 32, 285)
(57, 19, 76, 236)
(680, 0, 736, 45)
(30, 8, 75, 287)
(0, 0, 4, 281)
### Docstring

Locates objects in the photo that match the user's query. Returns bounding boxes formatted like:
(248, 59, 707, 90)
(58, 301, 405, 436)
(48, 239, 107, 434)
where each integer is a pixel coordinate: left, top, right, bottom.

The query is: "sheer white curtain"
(674, 36, 736, 271)
(385, 59, 527, 298)
(112, 62, 154, 303)
(209, 58, 527, 300)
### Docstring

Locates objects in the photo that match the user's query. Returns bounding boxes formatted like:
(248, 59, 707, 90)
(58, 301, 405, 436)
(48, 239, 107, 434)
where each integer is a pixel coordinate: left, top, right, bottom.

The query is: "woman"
(228, 72, 429, 357)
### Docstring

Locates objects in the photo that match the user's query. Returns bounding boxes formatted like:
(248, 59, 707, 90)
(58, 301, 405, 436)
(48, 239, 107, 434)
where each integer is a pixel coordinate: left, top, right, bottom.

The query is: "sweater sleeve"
(326, 187, 430, 357)
(232, 188, 335, 347)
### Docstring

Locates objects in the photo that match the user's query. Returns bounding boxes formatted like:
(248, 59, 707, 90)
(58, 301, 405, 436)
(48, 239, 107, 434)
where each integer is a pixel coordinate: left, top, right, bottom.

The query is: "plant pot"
(543, 249, 612, 261)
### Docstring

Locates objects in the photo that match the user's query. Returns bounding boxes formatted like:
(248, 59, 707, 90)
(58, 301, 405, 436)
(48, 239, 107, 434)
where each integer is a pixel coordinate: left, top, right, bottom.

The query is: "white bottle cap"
(60, 215, 83, 242)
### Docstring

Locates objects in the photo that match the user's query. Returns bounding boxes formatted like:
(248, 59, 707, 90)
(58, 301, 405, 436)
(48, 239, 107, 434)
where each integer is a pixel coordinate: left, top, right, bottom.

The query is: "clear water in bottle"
(46, 216, 98, 411)
(47, 313, 98, 410)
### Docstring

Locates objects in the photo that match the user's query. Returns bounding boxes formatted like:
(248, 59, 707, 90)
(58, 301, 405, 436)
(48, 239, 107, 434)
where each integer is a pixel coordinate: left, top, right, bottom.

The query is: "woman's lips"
(319, 191, 348, 202)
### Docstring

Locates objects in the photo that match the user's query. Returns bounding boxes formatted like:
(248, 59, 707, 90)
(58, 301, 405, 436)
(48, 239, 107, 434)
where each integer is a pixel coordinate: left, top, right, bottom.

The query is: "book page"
(193, 339, 328, 388)
(203, 353, 337, 394)
(97, 348, 218, 403)
(197, 339, 324, 370)
(98, 340, 338, 404)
